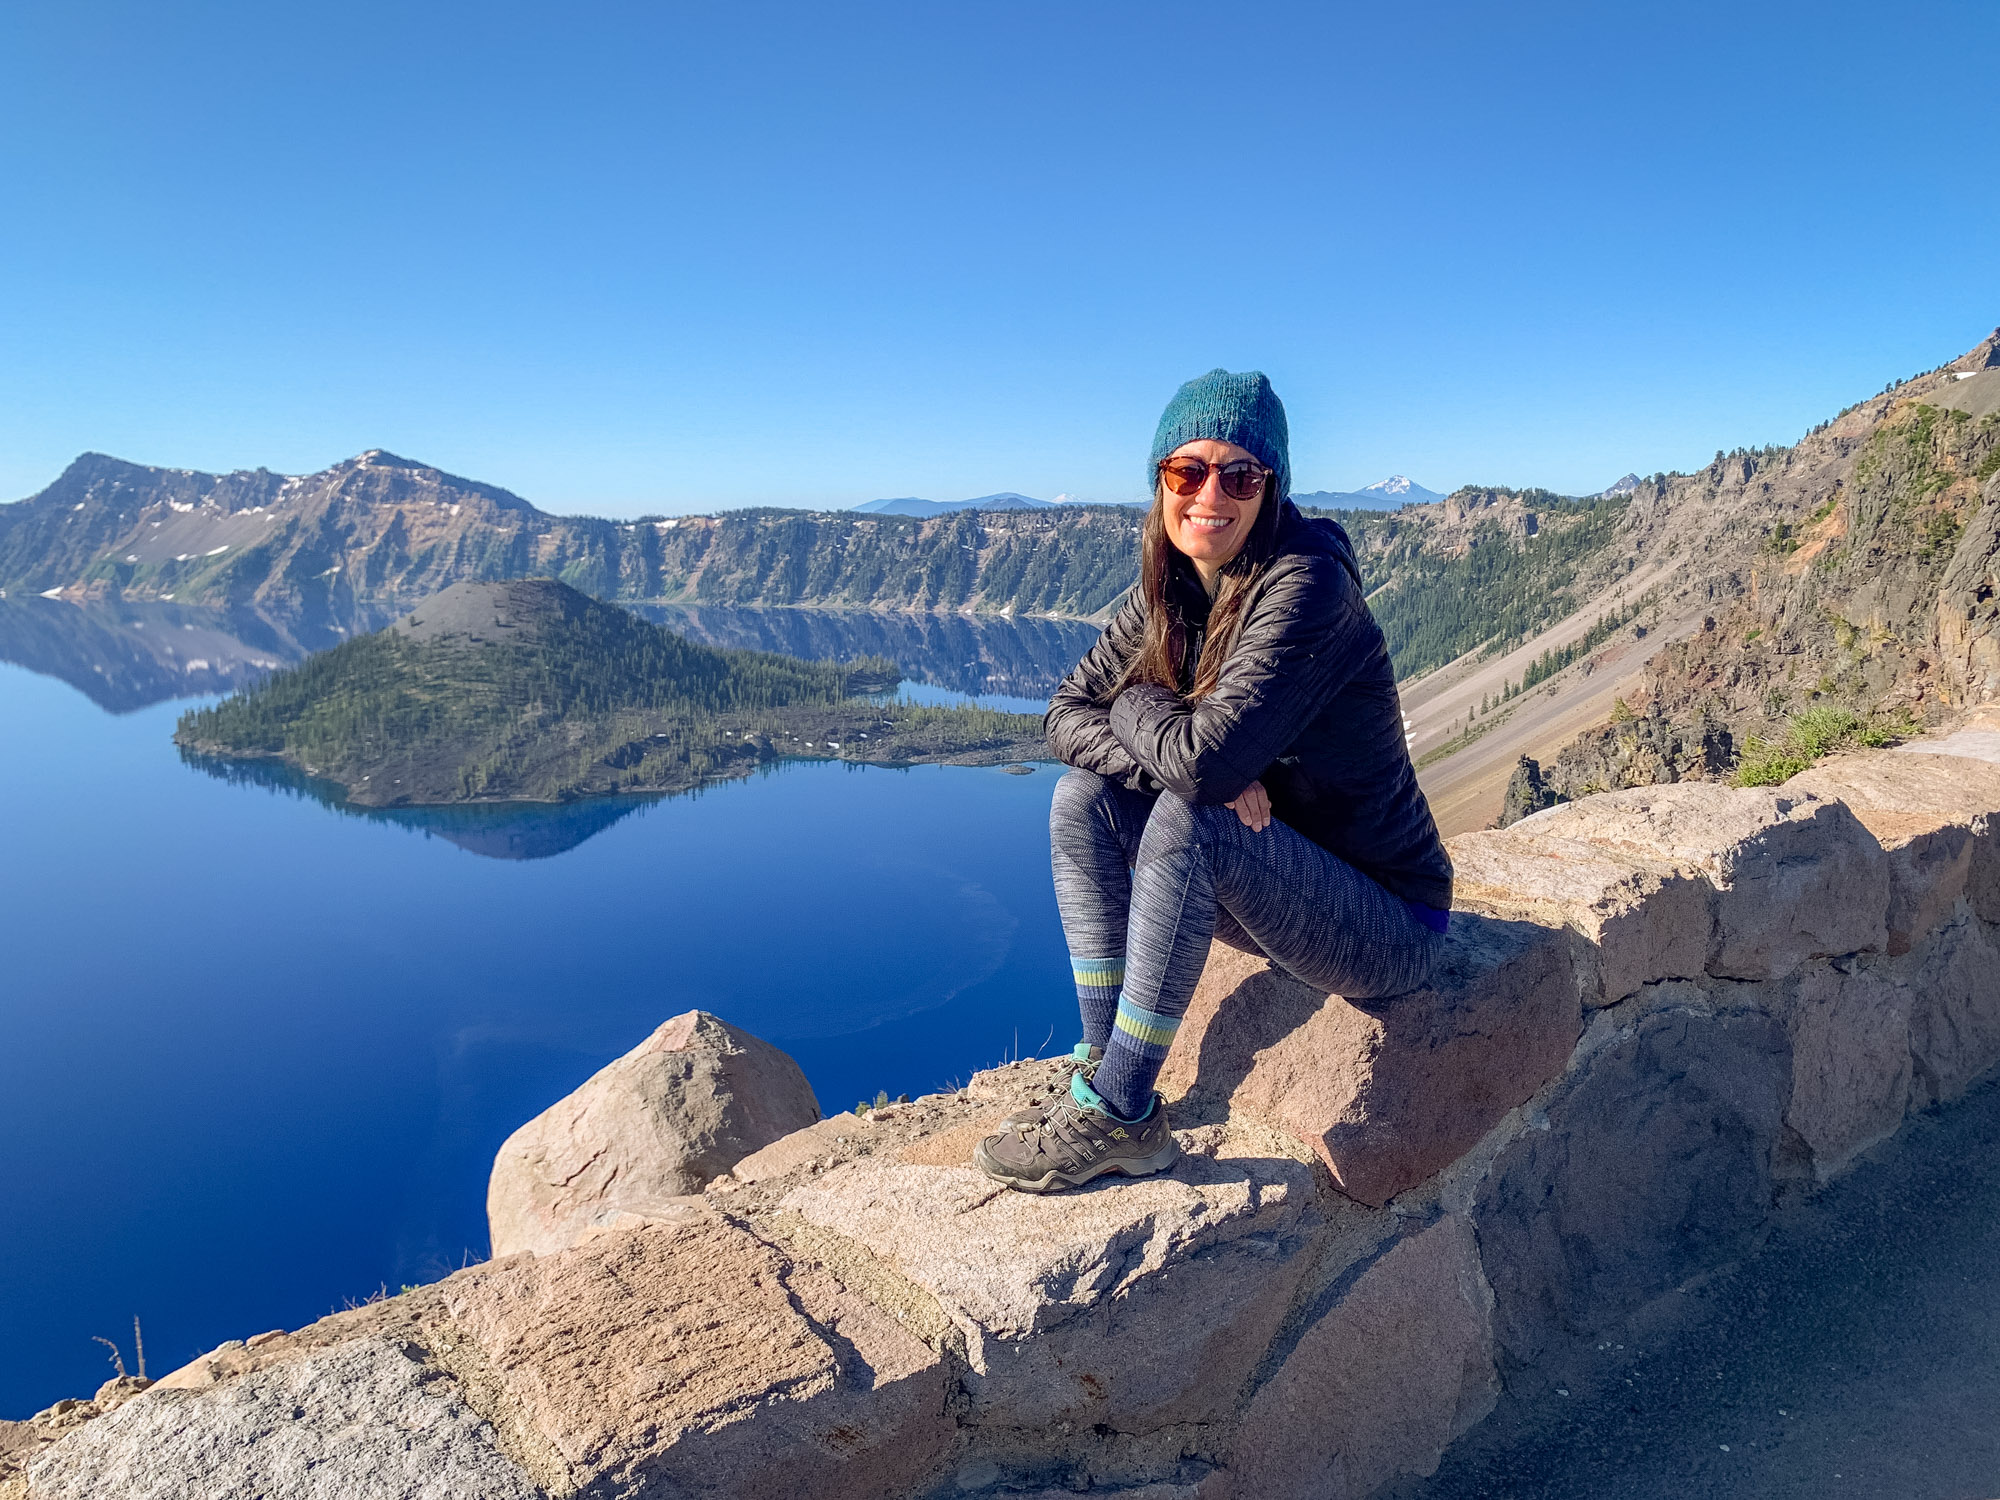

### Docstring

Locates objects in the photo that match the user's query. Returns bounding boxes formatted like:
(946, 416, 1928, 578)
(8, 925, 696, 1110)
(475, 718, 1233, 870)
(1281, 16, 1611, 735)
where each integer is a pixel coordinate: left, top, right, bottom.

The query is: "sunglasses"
(1157, 456, 1270, 502)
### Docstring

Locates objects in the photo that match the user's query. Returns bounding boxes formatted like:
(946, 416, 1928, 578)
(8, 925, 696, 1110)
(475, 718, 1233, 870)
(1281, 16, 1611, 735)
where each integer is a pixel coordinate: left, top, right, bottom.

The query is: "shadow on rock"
(1161, 912, 1583, 1205)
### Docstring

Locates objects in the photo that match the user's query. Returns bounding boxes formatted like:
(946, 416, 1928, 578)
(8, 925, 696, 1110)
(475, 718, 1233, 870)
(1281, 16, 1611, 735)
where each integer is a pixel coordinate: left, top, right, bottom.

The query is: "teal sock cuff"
(1070, 1069, 1152, 1124)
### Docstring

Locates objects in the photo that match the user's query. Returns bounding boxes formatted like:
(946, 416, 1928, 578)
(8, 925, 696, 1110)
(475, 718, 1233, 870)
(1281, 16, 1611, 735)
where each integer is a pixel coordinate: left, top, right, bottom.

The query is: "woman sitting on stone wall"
(975, 368, 1454, 1192)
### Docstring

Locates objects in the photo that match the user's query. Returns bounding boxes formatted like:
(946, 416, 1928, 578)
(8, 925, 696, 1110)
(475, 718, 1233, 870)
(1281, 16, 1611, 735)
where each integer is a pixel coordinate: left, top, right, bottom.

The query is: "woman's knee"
(1134, 791, 1233, 858)
(1050, 767, 1117, 835)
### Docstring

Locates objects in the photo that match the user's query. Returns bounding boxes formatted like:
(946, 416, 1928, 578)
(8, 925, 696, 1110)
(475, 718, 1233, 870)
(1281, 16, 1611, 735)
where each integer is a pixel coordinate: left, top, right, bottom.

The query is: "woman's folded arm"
(1109, 558, 1365, 804)
(1044, 591, 1148, 784)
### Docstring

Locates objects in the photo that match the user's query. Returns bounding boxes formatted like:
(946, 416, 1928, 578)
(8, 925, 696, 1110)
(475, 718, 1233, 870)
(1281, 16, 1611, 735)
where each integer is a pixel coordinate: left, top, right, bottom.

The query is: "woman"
(975, 368, 1453, 1193)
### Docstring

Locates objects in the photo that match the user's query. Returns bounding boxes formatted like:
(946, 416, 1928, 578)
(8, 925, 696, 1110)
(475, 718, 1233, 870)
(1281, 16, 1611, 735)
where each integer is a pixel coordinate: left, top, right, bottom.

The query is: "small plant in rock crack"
(90, 1318, 146, 1381)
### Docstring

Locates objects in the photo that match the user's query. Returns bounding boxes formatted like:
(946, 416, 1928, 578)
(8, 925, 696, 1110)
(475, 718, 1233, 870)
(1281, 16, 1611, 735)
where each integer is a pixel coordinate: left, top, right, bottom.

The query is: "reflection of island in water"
(180, 750, 659, 860)
(635, 604, 1101, 703)
(3, 596, 1099, 714)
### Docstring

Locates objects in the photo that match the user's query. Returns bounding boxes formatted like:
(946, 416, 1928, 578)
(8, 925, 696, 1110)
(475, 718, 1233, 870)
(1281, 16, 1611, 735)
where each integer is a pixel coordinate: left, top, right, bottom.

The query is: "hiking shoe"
(974, 1072, 1179, 1193)
(998, 1043, 1105, 1130)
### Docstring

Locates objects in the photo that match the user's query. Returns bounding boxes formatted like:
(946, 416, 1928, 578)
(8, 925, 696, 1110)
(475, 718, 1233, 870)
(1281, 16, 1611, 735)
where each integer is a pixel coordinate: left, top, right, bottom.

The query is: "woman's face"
(1160, 438, 1265, 577)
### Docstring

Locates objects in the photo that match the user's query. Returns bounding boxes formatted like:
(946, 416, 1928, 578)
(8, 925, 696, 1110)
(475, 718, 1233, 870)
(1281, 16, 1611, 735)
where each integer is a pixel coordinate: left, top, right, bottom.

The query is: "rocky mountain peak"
(1947, 326, 2000, 373)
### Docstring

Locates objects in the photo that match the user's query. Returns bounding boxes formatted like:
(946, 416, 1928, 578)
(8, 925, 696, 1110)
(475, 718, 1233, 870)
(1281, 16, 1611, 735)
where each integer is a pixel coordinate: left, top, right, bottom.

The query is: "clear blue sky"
(3, 1, 1995, 515)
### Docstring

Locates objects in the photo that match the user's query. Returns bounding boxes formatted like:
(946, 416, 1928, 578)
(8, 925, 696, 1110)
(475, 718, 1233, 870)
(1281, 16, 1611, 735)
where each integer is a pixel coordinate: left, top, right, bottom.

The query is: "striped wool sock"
(1089, 994, 1183, 1122)
(1072, 957, 1124, 1049)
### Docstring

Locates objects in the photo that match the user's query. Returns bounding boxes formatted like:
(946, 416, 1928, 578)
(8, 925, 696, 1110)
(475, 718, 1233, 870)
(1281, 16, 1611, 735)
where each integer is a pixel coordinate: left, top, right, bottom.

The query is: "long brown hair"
(1110, 471, 1284, 701)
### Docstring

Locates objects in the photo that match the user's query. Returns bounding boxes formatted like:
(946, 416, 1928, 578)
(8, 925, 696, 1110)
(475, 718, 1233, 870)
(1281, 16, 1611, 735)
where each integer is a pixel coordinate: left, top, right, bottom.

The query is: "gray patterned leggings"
(1050, 767, 1441, 1119)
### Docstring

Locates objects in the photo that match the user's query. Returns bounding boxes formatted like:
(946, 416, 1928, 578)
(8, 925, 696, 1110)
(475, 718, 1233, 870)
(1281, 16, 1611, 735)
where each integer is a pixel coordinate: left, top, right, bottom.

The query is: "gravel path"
(1386, 1073, 2000, 1500)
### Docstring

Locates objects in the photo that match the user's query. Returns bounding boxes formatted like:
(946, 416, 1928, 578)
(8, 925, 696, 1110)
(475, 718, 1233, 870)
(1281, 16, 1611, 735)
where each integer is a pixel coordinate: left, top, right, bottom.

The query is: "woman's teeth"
(1188, 516, 1232, 529)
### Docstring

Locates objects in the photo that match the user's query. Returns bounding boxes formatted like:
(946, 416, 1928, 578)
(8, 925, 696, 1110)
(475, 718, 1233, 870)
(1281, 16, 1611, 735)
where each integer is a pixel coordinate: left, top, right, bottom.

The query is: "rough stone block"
(1217, 1216, 1499, 1500)
(1157, 913, 1581, 1206)
(132, 1217, 955, 1500)
(438, 1219, 952, 1500)
(1449, 826, 1712, 1003)
(781, 1151, 1315, 1431)
(27, 1340, 547, 1500)
(1520, 783, 1888, 979)
(1473, 1005, 1790, 1371)
(1900, 915, 2000, 1109)
(1793, 750, 2000, 944)
(487, 1010, 819, 1256)
(1765, 962, 1912, 1179)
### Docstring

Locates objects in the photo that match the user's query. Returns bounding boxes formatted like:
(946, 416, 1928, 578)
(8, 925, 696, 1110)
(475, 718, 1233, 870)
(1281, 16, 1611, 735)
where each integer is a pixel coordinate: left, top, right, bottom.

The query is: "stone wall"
(14, 737, 2000, 1500)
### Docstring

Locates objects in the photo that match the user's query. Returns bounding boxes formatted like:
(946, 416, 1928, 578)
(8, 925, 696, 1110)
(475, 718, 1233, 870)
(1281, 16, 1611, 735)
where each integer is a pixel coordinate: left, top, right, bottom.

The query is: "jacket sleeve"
(1044, 590, 1151, 786)
(1109, 555, 1367, 805)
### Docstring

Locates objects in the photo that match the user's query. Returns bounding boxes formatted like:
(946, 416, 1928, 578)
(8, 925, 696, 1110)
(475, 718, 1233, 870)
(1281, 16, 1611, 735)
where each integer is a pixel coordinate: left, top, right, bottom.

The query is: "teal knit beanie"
(1147, 369, 1291, 502)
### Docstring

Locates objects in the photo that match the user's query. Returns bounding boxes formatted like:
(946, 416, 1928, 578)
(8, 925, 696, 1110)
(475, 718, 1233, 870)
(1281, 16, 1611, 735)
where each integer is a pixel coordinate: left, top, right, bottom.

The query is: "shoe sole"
(972, 1135, 1182, 1193)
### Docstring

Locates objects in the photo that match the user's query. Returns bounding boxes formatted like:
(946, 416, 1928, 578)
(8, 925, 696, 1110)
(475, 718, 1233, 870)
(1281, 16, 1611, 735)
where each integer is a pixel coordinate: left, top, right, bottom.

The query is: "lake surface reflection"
(0, 594, 1101, 716)
(636, 602, 1099, 708)
(0, 601, 1095, 1415)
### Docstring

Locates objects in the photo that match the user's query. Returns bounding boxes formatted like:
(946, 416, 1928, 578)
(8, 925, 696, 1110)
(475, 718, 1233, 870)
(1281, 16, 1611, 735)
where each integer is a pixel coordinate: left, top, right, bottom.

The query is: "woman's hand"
(1227, 778, 1272, 832)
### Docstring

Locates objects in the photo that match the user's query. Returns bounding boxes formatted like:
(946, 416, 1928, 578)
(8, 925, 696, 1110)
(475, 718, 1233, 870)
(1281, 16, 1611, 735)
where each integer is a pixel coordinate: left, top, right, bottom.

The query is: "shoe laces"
(1019, 1094, 1111, 1167)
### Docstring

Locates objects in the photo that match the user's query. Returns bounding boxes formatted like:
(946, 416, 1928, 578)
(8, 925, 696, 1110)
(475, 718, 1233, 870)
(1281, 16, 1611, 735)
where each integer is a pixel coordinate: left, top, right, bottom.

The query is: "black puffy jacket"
(1044, 500, 1453, 911)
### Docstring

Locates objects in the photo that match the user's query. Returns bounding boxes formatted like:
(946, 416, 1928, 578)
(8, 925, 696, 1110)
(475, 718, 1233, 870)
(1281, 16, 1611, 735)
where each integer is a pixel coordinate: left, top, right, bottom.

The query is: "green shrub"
(1733, 739, 1813, 787)
(1731, 705, 1916, 786)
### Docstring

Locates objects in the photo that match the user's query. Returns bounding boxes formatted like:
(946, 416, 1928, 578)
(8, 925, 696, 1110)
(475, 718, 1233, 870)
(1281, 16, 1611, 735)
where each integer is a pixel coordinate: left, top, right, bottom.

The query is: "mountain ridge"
(1294, 475, 1449, 510)
(852, 492, 1054, 517)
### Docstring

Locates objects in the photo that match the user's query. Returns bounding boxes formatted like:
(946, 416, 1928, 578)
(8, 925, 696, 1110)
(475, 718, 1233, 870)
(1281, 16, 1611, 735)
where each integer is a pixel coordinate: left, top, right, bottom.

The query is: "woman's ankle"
(1078, 1059, 1154, 1123)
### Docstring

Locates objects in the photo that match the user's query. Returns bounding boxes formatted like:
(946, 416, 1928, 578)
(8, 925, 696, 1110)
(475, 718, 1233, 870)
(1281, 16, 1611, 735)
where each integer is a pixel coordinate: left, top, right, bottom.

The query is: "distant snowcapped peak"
(1361, 475, 1418, 495)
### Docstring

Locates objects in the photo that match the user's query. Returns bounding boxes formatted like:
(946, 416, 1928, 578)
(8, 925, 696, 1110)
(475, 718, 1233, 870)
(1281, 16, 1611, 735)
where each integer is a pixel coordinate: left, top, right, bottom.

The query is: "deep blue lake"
(0, 605, 1096, 1417)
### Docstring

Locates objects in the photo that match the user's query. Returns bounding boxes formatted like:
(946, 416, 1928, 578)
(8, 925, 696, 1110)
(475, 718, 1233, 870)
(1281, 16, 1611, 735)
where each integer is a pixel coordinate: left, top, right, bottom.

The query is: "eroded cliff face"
(1512, 331, 2000, 809)
(0, 450, 1147, 621)
(16, 721, 2000, 1500)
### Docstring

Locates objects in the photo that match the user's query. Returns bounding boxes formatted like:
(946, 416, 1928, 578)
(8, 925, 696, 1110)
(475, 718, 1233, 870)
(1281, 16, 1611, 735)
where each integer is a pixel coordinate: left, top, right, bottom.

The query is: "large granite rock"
(0, 1380, 150, 1498)
(1472, 1003, 1791, 1372)
(1791, 750, 2000, 949)
(1449, 826, 1711, 1004)
(430, 1219, 949, 1499)
(1901, 914, 2000, 1109)
(1219, 1216, 1499, 1500)
(28, 1341, 545, 1500)
(96, 1216, 953, 1500)
(1761, 961, 1912, 1180)
(780, 1147, 1319, 1432)
(1155, 913, 1580, 1206)
(487, 1010, 819, 1257)
(1517, 783, 1888, 979)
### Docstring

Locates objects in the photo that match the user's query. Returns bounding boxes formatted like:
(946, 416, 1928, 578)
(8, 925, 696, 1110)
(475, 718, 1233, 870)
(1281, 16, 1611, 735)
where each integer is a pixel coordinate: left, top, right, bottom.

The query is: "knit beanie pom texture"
(1147, 368, 1291, 502)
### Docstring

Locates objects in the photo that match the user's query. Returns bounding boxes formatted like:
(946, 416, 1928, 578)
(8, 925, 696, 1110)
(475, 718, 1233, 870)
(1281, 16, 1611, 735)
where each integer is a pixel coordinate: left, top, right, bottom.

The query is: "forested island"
(173, 579, 1046, 805)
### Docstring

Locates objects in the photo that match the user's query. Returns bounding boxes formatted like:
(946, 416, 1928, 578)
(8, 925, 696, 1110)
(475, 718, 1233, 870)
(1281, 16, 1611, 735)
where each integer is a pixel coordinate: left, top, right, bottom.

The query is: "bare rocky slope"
(1487, 330, 2000, 821)
(13, 715, 2000, 1499)
(1381, 326, 2000, 833)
